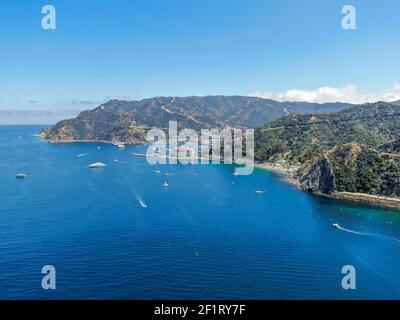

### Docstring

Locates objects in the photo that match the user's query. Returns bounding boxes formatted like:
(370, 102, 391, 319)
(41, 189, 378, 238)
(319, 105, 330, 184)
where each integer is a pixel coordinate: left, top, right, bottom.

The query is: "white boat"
(333, 223, 340, 229)
(89, 162, 107, 168)
(140, 202, 148, 208)
(255, 190, 265, 194)
(155, 170, 161, 174)
(77, 153, 89, 157)
(16, 173, 27, 179)
(116, 144, 125, 149)
(162, 181, 169, 188)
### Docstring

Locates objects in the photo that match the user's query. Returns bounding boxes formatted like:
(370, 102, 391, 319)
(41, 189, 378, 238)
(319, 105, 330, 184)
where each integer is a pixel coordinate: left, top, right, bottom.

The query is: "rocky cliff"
(298, 158, 336, 194)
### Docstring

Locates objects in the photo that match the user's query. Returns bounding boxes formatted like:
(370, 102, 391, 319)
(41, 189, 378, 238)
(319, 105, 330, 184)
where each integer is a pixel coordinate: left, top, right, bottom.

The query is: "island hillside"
(255, 101, 400, 207)
(43, 96, 351, 143)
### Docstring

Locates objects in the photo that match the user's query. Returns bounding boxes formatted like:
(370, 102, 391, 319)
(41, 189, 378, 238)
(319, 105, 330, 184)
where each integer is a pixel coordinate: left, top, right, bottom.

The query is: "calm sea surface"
(1, 125, 400, 299)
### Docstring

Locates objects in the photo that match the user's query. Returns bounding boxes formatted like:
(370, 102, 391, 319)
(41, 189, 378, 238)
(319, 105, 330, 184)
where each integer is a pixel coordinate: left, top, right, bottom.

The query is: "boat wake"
(113, 159, 128, 164)
(77, 153, 89, 157)
(335, 225, 367, 236)
(136, 196, 148, 208)
(335, 225, 400, 244)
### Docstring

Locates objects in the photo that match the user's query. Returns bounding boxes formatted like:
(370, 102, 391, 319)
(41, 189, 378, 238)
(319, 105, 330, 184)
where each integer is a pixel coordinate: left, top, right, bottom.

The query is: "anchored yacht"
(89, 162, 107, 168)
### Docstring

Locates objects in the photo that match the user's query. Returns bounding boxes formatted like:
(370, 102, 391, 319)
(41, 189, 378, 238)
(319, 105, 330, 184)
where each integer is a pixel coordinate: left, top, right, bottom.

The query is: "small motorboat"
(255, 190, 265, 194)
(162, 181, 169, 188)
(116, 144, 125, 149)
(332, 223, 340, 229)
(77, 153, 89, 157)
(136, 197, 148, 208)
(89, 162, 107, 168)
(155, 170, 161, 174)
(16, 173, 27, 179)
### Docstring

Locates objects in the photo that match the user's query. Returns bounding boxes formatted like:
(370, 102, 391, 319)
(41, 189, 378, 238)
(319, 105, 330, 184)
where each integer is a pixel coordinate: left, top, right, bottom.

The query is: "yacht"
(116, 144, 125, 149)
(162, 181, 169, 188)
(16, 173, 27, 179)
(89, 162, 107, 168)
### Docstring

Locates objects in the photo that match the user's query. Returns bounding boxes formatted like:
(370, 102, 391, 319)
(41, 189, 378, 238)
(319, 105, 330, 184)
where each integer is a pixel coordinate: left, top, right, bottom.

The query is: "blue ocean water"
(1, 125, 400, 300)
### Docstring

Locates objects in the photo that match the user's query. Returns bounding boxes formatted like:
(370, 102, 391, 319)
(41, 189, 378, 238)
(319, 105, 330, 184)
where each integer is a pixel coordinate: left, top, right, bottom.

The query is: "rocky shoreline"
(331, 192, 400, 210)
(39, 132, 145, 146)
(257, 162, 400, 211)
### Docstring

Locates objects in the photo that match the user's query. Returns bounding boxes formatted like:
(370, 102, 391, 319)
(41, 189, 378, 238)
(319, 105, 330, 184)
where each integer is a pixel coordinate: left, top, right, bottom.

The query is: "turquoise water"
(1, 125, 400, 299)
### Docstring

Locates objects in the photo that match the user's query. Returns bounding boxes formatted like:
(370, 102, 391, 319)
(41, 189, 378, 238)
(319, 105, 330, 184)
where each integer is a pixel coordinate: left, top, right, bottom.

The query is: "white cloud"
(249, 83, 400, 104)
(381, 83, 400, 102)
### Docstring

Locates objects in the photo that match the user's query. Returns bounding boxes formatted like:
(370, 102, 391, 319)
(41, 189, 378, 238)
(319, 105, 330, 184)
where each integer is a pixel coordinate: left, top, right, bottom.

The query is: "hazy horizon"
(0, 109, 82, 125)
(1, 93, 399, 125)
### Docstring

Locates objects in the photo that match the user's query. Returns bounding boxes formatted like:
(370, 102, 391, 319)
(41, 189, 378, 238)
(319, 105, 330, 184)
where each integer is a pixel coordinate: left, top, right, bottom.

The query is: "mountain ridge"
(43, 95, 352, 143)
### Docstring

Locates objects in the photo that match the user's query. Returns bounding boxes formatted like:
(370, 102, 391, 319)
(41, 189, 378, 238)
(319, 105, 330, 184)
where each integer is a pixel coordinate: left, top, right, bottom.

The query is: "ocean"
(1, 125, 400, 299)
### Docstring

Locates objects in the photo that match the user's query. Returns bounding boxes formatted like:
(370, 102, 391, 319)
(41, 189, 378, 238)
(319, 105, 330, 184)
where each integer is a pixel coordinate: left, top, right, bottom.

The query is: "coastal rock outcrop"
(298, 159, 336, 194)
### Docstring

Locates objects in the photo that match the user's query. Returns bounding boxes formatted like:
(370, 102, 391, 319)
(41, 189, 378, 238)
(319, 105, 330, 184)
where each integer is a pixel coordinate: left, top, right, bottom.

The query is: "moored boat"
(89, 162, 107, 168)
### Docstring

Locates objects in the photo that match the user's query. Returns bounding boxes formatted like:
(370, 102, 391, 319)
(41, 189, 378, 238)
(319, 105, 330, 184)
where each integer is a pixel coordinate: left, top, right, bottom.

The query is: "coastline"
(255, 162, 301, 187)
(41, 137, 145, 146)
(256, 162, 400, 211)
(255, 163, 289, 176)
(38, 134, 400, 212)
(331, 192, 400, 210)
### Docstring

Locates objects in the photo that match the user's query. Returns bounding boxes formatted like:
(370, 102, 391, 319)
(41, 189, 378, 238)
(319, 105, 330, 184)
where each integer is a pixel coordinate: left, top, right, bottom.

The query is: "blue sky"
(1, 0, 400, 110)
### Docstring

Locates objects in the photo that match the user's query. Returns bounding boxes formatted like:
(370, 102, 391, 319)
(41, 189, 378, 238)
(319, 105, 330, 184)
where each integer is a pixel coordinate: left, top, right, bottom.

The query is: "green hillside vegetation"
(255, 102, 400, 197)
(44, 96, 351, 143)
